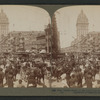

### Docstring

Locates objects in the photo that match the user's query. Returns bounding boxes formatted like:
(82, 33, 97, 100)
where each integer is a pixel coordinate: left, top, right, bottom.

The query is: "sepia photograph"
(0, 5, 52, 88)
(52, 5, 100, 88)
(1, 5, 100, 91)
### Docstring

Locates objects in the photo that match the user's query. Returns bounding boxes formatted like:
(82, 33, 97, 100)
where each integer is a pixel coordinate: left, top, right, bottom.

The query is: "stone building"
(76, 10, 89, 41)
(0, 9, 9, 40)
(36, 32, 46, 51)
(62, 10, 100, 53)
(0, 9, 48, 53)
(9, 31, 38, 51)
(68, 10, 89, 53)
(36, 24, 52, 53)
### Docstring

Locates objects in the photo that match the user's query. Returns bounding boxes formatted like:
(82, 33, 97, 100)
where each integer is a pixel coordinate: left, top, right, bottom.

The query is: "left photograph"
(0, 5, 52, 88)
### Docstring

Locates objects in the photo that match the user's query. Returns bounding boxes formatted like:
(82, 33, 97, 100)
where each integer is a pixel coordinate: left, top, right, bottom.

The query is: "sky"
(0, 5, 50, 32)
(54, 5, 100, 48)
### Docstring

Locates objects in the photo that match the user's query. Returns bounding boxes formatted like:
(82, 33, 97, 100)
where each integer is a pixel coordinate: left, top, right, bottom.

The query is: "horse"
(33, 63, 47, 85)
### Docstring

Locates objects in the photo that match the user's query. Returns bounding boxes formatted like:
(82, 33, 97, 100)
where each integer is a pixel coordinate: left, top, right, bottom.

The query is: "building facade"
(45, 24, 51, 53)
(0, 9, 52, 53)
(0, 9, 9, 40)
(62, 10, 100, 53)
(9, 31, 38, 51)
(36, 32, 46, 51)
(76, 10, 89, 40)
(0, 30, 46, 53)
(36, 24, 52, 53)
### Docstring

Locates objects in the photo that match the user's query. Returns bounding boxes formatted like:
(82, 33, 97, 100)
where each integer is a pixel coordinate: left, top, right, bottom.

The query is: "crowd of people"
(51, 53, 100, 88)
(0, 51, 100, 88)
(0, 52, 51, 88)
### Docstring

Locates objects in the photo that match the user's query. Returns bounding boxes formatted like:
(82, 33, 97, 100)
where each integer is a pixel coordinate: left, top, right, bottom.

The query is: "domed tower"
(76, 10, 89, 40)
(0, 9, 9, 40)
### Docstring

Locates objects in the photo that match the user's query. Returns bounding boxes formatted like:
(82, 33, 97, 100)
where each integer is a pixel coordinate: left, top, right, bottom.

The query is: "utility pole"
(46, 27, 49, 53)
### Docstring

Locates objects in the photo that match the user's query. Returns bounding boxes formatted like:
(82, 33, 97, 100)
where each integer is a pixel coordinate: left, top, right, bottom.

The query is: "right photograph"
(51, 6, 100, 88)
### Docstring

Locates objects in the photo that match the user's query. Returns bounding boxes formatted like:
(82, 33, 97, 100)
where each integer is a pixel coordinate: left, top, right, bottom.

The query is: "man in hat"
(76, 68, 83, 88)
(17, 79, 25, 88)
(7, 66, 14, 87)
(0, 68, 4, 87)
(69, 74, 77, 88)
(85, 71, 93, 88)
(5, 65, 10, 85)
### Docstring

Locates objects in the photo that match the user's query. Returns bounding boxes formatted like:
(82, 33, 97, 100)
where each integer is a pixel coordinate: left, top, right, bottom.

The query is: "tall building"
(76, 10, 89, 40)
(0, 9, 9, 40)
(45, 24, 52, 53)
(63, 10, 89, 53)
(62, 10, 100, 53)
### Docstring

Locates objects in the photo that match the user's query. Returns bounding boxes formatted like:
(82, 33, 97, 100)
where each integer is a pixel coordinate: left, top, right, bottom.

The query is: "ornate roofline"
(76, 10, 88, 24)
(0, 9, 9, 24)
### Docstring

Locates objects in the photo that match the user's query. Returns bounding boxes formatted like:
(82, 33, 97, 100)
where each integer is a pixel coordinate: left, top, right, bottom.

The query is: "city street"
(1, 63, 100, 88)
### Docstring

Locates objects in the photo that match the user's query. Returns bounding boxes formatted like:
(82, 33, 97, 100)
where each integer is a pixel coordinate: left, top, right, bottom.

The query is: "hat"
(52, 62, 56, 65)
(19, 79, 22, 83)
(0, 68, 2, 71)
